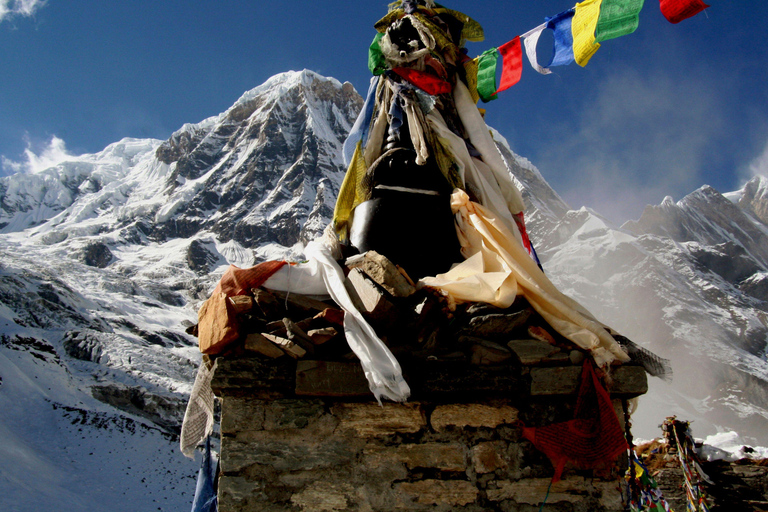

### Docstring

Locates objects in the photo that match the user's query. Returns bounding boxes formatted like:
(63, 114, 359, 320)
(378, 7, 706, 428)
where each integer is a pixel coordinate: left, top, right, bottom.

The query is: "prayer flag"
(572, 0, 603, 67)
(496, 36, 523, 92)
(546, 9, 576, 67)
(595, 0, 645, 43)
(659, 0, 709, 24)
(522, 23, 551, 75)
(476, 48, 500, 102)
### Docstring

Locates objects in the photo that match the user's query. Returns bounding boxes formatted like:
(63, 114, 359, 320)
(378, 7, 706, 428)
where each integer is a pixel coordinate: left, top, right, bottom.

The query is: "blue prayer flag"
(546, 9, 576, 67)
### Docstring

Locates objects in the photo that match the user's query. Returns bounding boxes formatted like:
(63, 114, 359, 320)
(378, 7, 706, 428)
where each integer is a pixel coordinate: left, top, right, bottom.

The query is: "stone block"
(397, 442, 467, 472)
(228, 294, 254, 314)
(609, 365, 648, 397)
(346, 250, 416, 298)
(507, 339, 560, 365)
(222, 434, 358, 473)
(218, 475, 266, 512)
(468, 309, 532, 337)
(395, 479, 478, 506)
(344, 268, 396, 323)
(471, 441, 507, 474)
(527, 325, 556, 344)
(307, 326, 337, 345)
(244, 333, 285, 359)
(281, 318, 315, 354)
(221, 396, 266, 434)
(430, 403, 518, 431)
(486, 476, 589, 503)
(290, 481, 355, 511)
(263, 399, 326, 430)
(405, 361, 523, 398)
(270, 289, 333, 316)
(262, 333, 307, 359)
(211, 356, 295, 398)
(252, 287, 281, 319)
(332, 402, 425, 437)
(529, 366, 582, 395)
(469, 339, 513, 365)
(295, 360, 371, 397)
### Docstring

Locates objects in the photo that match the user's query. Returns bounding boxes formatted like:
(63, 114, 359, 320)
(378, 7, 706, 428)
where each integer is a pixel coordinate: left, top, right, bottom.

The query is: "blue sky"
(1, 0, 766, 223)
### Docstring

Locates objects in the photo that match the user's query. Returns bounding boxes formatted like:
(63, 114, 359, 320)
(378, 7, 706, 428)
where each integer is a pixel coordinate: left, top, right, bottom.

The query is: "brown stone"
(210, 356, 295, 398)
(431, 404, 518, 431)
(527, 325, 556, 344)
(344, 268, 396, 323)
(332, 402, 425, 437)
(395, 480, 478, 506)
(507, 339, 560, 365)
(470, 342, 512, 365)
(307, 326, 337, 345)
(529, 366, 582, 395)
(468, 309, 532, 337)
(486, 476, 589, 503)
(220, 396, 266, 434)
(471, 441, 507, 474)
(346, 250, 416, 298)
(262, 333, 307, 359)
(609, 365, 648, 396)
(270, 289, 333, 316)
(244, 333, 285, 359)
(397, 442, 467, 472)
(282, 318, 315, 354)
(228, 294, 254, 314)
(313, 308, 344, 327)
(252, 287, 281, 319)
(290, 481, 354, 511)
(295, 360, 371, 397)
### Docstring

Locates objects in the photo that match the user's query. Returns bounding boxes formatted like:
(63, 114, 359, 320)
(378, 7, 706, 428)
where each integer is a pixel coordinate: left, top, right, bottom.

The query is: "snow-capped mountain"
(1, 69, 767, 509)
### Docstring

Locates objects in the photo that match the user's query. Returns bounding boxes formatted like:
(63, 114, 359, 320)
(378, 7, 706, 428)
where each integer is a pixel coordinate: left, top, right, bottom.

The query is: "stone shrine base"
(211, 356, 647, 511)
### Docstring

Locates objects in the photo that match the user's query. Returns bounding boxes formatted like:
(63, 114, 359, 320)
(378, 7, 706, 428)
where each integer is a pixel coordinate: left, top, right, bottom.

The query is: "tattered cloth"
(521, 361, 628, 481)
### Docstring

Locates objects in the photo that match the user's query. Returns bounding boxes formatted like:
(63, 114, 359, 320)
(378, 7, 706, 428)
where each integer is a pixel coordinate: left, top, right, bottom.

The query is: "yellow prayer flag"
(573, 0, 603, 66)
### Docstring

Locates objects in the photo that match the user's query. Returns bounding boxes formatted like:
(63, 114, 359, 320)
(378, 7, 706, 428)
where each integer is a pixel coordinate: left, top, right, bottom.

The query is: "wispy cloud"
(747, 140, 768, 180)
(1, 135, 73, 175)
(537, 67, 723, 224)
(0, 0, 46, 23)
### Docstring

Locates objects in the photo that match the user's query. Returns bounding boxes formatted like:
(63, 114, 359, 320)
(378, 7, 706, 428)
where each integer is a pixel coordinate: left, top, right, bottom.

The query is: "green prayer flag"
(595, 0, 644, 43)
(368, 33, 387, 75)
(476, 48, 500, 103)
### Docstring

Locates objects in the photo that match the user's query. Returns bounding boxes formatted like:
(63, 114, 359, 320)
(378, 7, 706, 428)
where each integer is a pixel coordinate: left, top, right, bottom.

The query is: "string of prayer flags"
(595, 0, 645, 42)
(546, 9, 576, 67)
(445, 0, 712, 99)
(659, 0, 709, 24)
(522, 23, 552, 75)
(496, 36, 524, 91)
(572, 0, 604, 66)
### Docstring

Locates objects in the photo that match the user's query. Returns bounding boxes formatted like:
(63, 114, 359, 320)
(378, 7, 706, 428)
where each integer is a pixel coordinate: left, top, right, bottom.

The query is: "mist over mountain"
(1, 70, 767, 510)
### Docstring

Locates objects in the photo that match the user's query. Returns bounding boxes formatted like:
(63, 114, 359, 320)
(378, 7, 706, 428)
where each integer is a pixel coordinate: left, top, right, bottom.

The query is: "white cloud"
(536, 67, 722, 224)
(1, 135, 73, 175)
(748, 141, 768, 179)
(0, 0, 46, 23)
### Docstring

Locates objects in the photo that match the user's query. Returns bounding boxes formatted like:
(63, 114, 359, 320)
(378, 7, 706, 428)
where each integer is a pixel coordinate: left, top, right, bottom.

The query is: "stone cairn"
(197, 250, 647, 512)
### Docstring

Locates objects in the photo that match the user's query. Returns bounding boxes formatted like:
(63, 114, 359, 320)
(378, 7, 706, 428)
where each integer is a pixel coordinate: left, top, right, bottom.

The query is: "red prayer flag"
(496, 36, 523, 93)
(659, 0, 710, 24)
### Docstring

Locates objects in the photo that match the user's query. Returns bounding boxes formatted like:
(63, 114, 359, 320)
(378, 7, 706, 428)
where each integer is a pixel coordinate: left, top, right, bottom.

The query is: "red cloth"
(392, 67, 453, 96)
(521, 361, 628, 481)
(214, 260, 288, 297)
(659, 0, 709, 24)
(496, 36, 523, 93)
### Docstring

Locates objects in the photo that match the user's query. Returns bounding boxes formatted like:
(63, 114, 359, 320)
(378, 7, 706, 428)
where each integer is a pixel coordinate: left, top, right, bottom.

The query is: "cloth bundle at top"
(334, 0, 629, 368)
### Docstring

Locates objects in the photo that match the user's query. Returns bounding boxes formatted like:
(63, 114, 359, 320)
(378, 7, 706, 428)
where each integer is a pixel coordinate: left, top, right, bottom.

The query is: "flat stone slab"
(530, 365, 648, 397)
(295, 360, 371, 397)
(507, 339, 561, 365)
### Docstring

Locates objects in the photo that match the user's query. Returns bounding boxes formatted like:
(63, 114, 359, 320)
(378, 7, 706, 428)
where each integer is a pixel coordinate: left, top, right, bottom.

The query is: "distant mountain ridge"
(1, 69, 767, 510)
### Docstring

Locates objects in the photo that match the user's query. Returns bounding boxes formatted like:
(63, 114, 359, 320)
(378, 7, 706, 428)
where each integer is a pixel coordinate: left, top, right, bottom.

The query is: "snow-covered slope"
(0, 70, 361, 511)
(1, 69, 767, 509)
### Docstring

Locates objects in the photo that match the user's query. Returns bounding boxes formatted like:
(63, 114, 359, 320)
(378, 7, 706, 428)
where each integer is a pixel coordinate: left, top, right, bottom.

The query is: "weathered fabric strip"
(496, 36, 524, 92)
(573, 0, 603, 67)
(476, 48, 500, 102)
(659, 0, 709, 24)
(595, 0, 645, 42)
(546, 8, 576, 67)
(522, 23, 552, 75)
